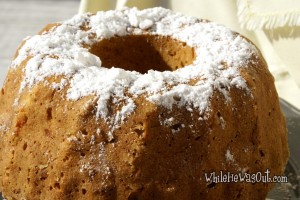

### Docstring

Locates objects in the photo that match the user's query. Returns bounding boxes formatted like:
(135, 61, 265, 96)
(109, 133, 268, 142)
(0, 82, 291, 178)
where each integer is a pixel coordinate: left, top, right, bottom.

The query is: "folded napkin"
(237, 0, 300, 109)
(237, 0, 300, 30)
(78, 0, 158, 13)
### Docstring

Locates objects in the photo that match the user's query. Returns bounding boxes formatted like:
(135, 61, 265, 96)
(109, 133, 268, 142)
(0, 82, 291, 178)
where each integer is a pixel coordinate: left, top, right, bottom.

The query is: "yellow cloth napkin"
(237, 0, 300, 108)
(237, 0, 300, 30)
(78, 0, 159, 13)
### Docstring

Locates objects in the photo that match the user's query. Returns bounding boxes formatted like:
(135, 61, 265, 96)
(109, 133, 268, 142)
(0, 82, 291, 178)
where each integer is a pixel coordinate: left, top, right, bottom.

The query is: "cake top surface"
(12, 7, 258, 134)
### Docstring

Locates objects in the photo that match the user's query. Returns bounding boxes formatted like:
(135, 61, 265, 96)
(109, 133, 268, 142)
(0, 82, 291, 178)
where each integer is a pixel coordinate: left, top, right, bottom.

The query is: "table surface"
(0, 0, 80, 86)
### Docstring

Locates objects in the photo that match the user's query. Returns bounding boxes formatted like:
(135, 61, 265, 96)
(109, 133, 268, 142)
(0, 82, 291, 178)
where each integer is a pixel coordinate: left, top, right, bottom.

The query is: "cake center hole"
(89, 35, 195, 73)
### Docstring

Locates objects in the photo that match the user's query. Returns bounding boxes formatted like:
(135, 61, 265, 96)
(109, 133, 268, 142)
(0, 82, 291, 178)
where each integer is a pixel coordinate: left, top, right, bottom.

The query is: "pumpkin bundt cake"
(0, 7, 288, 200)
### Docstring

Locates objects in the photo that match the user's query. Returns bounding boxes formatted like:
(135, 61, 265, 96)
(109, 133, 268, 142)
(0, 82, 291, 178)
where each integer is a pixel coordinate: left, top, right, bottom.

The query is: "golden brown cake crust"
(0, 7, 288, 200)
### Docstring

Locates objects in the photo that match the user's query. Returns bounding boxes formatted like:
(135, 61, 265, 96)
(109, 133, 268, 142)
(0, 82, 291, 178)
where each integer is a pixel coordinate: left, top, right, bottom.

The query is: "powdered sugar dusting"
(12, 7, 258, 134)
(225, 150, 235, 163)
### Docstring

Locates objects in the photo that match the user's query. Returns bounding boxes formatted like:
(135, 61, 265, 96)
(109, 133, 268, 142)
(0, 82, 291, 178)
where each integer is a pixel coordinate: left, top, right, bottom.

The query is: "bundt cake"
(0, 7, 289, 200)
